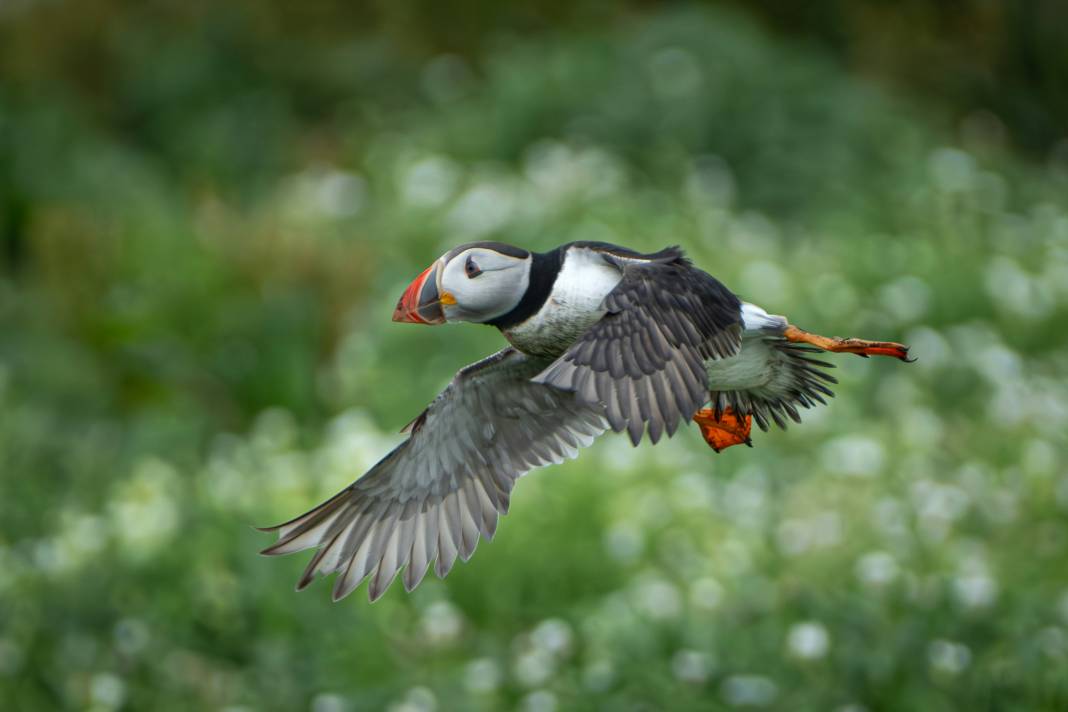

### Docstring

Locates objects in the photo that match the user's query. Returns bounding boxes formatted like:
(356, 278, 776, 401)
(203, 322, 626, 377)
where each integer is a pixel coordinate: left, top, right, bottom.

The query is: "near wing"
(533, 248, 742, 445)
(260, 348, 607, 602)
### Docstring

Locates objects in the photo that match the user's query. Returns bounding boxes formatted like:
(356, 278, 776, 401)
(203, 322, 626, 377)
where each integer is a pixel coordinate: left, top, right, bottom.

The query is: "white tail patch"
(740, 302, 787, 334)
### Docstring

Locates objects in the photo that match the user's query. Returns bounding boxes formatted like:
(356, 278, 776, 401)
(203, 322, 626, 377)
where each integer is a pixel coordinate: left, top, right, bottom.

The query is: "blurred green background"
(3, 1, 1068, 710)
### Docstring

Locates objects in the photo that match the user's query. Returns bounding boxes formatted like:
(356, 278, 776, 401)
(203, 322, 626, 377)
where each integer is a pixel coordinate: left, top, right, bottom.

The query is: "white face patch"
(439, 247, 532, 323)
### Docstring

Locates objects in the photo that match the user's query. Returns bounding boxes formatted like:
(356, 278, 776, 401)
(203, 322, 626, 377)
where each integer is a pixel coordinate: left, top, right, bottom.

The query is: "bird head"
(392, 241, 532, 325)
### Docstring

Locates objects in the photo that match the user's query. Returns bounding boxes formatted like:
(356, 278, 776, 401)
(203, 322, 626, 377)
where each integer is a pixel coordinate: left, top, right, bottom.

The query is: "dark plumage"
(533, 245, 742, 444)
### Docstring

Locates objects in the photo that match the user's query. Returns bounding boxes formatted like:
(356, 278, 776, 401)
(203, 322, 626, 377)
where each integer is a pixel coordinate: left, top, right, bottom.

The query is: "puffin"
(261, 241, 911, 601)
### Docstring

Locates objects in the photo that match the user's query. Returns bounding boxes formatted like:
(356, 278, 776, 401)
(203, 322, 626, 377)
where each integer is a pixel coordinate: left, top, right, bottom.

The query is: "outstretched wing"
(260, 348, 607, 602)
(533, 247, 742, 445)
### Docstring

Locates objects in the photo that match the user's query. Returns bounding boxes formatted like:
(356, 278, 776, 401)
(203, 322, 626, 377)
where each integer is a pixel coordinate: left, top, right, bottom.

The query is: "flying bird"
(261, 241, 911, 601)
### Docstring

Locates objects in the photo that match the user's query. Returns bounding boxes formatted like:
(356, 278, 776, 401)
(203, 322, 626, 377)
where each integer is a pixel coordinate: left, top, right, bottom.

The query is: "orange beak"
(392, 261, 448, 325)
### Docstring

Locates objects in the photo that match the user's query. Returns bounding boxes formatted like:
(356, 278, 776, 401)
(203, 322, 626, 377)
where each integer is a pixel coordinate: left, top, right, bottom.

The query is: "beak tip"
(393, 262, 443, 324)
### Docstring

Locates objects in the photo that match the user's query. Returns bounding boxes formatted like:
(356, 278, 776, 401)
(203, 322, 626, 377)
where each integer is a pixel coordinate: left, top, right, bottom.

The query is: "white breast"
(504, 247, 623, 358)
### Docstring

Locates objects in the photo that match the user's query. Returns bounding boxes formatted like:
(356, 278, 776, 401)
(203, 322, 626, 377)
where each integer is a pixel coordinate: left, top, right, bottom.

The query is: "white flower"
(514, 648, 555, 688)
(313, 693, 349, 712)
(531, 619, 573, 658)
(90, 672, 126, 710)
(387, 687, 436, 712)
(928, 640, 971, 675)
(464, 658, 502, 694)
(928, 147, 976, 192)
(110, 458, 180, 559)
(420, 601, 463, 646)
(632, 578, 682, 620)
(281, 168, 365, 221)
(582, 659, 616, 692)
(787, 622, 831, 660)
(879, 275, 930, 324)
(672, 649, 713, 683)
(822, 436, 885, 478)
(689, 577, 725, 611)
(856, 551, 899, 588)
(603, 522, 643, 563)
(400, 155, 461, 207)
(739, 262, 790, 306)
(521, 690, 558, 712)
(445, 182, 515, 238)
(721, 675, 778, 707)
(953, 574, 998, 609)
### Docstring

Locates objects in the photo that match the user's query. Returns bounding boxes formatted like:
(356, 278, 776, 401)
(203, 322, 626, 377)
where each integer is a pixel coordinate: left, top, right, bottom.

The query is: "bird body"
(261, 240, 911, 601)
(501, 245, 622, 359)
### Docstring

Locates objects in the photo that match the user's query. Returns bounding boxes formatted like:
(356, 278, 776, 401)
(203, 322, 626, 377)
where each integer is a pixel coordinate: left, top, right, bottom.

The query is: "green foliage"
(2, 5, 1068, 711)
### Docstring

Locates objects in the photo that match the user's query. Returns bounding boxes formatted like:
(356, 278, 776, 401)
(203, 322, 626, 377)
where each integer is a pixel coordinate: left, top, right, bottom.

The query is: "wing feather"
(534, 247, 742, 445)
(708, 336, 839, 432)
(261, 348, 607, 601)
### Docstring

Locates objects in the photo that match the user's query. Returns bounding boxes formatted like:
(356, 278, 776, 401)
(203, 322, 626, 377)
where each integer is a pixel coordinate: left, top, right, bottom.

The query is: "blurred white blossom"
(672, 649, 713, 683)
(531, 619, 574, 658)
(929, 147, 976, 192)
(632, 577, 682, 620)
(464, 658, 502, 694)
(514, 648, 555, 688)
(721, 675, 778, 707)
(787, 622, 831, 660)
(386, 687, 435, 712)
(90, 672, 126, 710)
(445, 181, 515, 237)
(582, 659, 616, 692)
(928, 640, 971, 675)
(856, 551, 899, 588)
(420, 601, 463, 646)
(603, 521, 644, 563)
(521, 690, 558, 712)
(822, 436, 885, 478)
(400, 155, 461, 207)
(109, 458, 180, 559)
(690, 577, 725, 611)
(313, 693, 350, 712)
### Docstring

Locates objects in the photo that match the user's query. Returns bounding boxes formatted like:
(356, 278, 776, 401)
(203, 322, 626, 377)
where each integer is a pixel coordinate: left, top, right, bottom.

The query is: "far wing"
(534, 248, 742, 445)
(260, 348, 606, 602)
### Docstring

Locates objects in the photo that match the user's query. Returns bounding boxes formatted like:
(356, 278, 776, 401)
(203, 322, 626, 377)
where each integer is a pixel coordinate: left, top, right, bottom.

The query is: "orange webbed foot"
(693, 407, 753, 453)
(784, 325, 914, 362)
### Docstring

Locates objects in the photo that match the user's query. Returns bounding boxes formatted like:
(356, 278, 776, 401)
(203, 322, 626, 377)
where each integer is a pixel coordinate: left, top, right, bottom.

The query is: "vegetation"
(2, 4, 1067, 710)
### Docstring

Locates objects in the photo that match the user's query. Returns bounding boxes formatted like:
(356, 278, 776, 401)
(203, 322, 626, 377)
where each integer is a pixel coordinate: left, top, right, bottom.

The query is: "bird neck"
(484, 246, 564, 330)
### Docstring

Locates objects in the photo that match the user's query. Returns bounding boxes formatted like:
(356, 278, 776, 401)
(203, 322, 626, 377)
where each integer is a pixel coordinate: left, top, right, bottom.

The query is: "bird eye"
(465, 256, 482, 278)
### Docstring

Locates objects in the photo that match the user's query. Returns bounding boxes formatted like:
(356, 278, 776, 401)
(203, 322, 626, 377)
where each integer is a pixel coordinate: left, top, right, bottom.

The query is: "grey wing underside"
(534, 247, 743, 445)
(708, 335, 839, 431)
(260, 348, 607, 602)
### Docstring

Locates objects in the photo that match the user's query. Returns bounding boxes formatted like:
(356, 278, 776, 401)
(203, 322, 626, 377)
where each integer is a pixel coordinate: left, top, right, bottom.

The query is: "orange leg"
(693, 407, 753, 452)
(784, 325, 913, 361)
